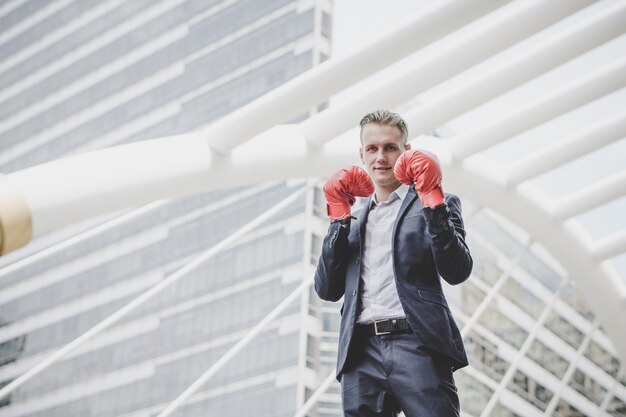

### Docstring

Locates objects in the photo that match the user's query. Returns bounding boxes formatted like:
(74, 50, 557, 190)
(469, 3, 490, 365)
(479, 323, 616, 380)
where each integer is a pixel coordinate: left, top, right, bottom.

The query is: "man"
(314, 110, 472, 416)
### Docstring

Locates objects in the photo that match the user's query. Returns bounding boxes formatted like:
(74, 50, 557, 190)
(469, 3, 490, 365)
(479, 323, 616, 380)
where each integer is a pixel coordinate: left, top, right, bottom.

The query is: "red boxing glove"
(323, 166, 374, 221)
(394, 149, 445, 209)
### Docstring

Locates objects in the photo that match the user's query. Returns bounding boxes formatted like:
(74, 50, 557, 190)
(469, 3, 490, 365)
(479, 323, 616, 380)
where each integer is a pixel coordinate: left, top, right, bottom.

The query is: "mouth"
(374, 167, 391, 172)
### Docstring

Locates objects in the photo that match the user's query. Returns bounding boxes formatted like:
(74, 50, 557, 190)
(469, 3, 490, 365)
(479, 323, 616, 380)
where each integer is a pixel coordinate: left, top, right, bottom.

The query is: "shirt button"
(352, 289, 357, 296)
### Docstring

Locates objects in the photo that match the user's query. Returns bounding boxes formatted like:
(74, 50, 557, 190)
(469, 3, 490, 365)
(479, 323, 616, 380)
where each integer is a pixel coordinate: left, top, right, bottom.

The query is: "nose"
(375, 149, 387, 163)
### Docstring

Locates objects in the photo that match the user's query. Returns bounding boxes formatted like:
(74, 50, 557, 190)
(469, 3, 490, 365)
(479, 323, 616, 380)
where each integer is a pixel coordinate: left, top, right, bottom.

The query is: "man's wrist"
(331, 216, 353, 227)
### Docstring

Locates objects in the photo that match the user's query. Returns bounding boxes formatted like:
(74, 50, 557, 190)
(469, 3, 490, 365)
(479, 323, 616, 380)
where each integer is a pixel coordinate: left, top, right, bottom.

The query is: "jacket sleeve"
(421, 194, 473, 285)
(314, 221, 350, 302)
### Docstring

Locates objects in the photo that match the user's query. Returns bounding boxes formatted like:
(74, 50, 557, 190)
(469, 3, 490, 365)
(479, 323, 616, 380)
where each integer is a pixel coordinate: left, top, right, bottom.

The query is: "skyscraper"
(0, 1, 332, 416)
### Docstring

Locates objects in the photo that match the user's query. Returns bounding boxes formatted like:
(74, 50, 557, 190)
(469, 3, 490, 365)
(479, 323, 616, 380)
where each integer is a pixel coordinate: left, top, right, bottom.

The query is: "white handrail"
(0, 181, 277, 279)
(0, 201, 165, 279)
(292, 370, 336, 417)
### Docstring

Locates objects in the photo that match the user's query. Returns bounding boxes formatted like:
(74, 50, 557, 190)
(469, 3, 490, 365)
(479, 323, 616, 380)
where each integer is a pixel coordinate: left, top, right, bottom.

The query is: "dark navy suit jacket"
(314, 187, 473, 381)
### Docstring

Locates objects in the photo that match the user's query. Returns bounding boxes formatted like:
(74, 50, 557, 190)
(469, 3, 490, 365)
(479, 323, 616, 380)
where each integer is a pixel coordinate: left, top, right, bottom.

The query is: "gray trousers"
(340, 327, 460, 417)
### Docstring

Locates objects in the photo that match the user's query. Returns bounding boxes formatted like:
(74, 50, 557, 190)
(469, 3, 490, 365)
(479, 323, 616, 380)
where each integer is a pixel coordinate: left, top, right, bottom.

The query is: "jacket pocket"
(418, 288, 449, 309)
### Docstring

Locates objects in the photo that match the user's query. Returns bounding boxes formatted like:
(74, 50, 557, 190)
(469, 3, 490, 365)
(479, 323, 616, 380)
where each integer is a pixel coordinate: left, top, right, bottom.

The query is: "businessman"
(314, 110, 473, 416)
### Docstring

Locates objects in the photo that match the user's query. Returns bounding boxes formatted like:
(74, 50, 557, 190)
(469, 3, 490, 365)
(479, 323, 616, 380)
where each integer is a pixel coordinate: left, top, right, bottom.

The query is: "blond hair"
(359, 110, 409, 145)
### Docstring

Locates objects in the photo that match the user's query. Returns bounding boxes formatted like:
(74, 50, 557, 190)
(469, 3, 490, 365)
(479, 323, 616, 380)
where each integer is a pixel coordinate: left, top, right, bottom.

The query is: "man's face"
(359, 123, 410, 189)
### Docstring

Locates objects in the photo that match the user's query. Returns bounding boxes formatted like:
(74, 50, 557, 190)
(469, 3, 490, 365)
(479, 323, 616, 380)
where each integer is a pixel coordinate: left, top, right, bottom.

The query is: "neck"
(375, 181, 401, 203)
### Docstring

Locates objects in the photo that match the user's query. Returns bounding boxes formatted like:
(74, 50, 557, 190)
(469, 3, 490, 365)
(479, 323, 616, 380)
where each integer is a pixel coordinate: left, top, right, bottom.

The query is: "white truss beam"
(451, 153, 626, 363)
(450, 56, 626, 160)
(402, 2, 626, 139)
(552, 170, 626, 221)
(506, 110, 626, 186)
(592, 229, 626, 262)
(202, 0, 507, 154)
(304, 0, 597, 147)
(0, 0, 612, 243)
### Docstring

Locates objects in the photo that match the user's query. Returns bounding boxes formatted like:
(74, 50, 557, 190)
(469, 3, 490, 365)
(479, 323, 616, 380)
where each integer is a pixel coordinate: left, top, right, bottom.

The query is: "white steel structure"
(0, 0, 624, 416)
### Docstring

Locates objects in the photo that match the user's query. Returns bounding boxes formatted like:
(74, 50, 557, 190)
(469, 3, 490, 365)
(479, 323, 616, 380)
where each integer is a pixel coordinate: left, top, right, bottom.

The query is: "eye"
(367, 146, 377, 152)
(385, 144, 398, 151)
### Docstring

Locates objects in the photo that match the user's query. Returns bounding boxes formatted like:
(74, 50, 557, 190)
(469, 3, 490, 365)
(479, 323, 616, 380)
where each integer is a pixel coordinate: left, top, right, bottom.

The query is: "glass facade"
(446, 204, 626, 417)
(0, 1, 331, 416)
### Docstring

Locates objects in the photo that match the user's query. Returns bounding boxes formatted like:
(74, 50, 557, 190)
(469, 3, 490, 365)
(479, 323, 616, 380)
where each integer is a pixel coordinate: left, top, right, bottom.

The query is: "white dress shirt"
(356, 183, 409, 324)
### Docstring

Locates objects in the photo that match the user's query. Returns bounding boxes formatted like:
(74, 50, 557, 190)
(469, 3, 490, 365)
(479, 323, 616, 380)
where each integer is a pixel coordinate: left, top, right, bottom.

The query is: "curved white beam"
(303, 0, 597, 147)
(453, 152, 626, 363)
(201, 0, 507, 154)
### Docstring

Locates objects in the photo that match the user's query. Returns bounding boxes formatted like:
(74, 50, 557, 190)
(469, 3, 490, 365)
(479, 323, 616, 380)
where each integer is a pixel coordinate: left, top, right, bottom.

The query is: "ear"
(359, 147, 364, 164)
(404, 142, 411, 151)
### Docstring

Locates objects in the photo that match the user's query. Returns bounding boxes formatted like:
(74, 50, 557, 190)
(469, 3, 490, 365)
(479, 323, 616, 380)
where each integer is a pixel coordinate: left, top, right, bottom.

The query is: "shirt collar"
(371, 183, 410, 206)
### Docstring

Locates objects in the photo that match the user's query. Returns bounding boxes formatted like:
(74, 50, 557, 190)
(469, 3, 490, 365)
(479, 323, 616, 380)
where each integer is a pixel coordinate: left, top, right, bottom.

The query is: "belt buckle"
(374, 319, 391, 335)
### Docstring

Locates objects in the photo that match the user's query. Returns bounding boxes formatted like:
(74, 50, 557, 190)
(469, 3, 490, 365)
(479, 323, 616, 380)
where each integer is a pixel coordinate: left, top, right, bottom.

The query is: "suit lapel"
(392, 186, 419, 238)
(350, 196, 372, 298)
(357, 196, 372, 249)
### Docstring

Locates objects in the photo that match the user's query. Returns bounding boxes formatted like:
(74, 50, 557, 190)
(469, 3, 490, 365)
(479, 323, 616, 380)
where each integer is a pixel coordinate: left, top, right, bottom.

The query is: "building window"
(321, 11, 332, 39)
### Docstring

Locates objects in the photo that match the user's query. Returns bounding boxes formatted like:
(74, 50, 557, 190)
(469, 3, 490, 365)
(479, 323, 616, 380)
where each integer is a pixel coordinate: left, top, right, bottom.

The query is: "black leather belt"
(357, 317, 411, 336)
